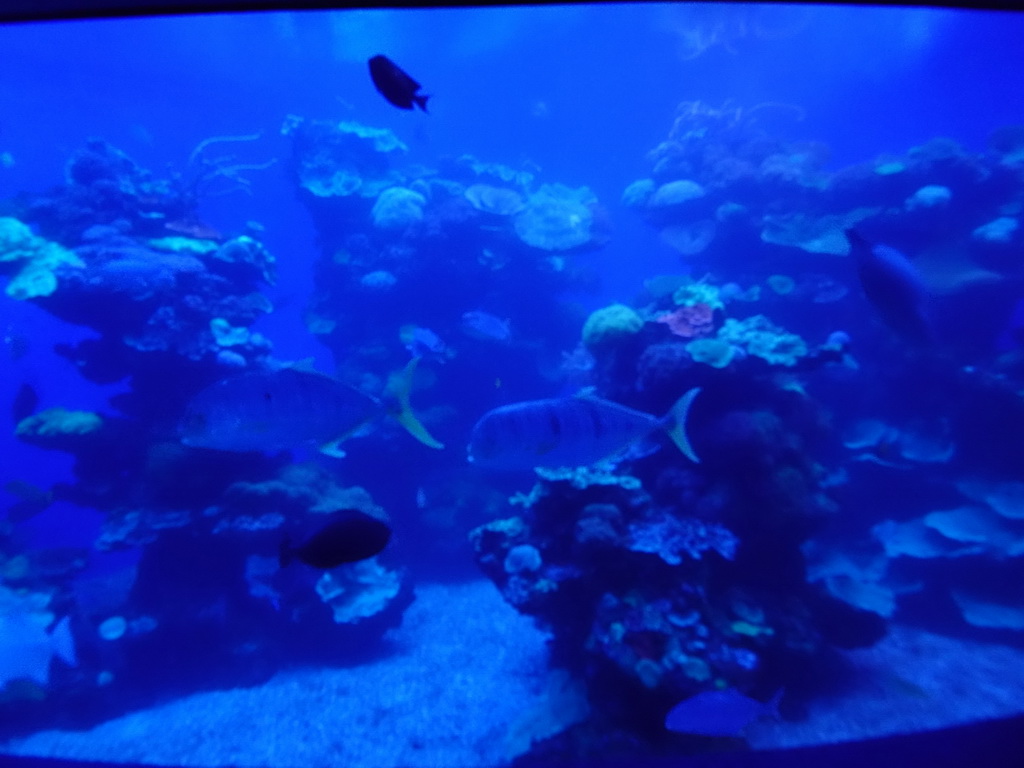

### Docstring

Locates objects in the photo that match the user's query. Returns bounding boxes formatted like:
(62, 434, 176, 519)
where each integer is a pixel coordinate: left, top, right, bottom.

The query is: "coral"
(0, 217, 84, 300)
(464, 184, 525, 215)
(315, 558, 404, 625)
(718, 315, 808, 366)
(282, 115, 407, 199)
(973, 217, 1018, 243)
(685, 337, 735, 368)
(514, 183, 597, 251)
(647, 179, 706, 209)
(371, 187, 427, 229)
(581, 304, 644, 350)
(905, 184, 951, 210)
(672, 280, 724, 310)
(626, 511, 738, 565)
(15, 408, 103, 450)
(656, 304, 715, 340)
(760, 209, 876, 255)
(621, 179, 656, 208)
(210, 236, 277, 285)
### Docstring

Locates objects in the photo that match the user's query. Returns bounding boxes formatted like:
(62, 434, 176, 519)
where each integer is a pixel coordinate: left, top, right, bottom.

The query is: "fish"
(179, 358, 443, 454)
(664, 688, 781, 738)
(468, 388, 700, 470)
(279, 510, 392, 569)
(368, 55, 429, 112)
(0, 612, 77, 690)
(845, 229, 931, 345)
(11, 382, 38, 424)
(461, 310, 512, 343)
(402, 325, 451, 363)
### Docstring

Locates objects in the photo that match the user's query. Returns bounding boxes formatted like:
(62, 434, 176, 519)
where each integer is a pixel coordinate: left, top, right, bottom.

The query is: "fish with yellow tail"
(179, 357, 443, 455)
(468, 388, 700, 471)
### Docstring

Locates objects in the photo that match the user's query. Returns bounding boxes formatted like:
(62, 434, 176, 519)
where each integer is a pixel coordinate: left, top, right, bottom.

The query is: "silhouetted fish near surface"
(179, 358, 443, 454)
(468, 388, 701, 470)
(665, 688, 781, 738)
(369, 54, 429, 112)
(279, 510, 392, 569)
(846, 229, 931, 345)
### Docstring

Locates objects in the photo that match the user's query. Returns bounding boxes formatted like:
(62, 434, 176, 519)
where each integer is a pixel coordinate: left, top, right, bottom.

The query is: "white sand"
(2, 580, 575, 768)
(748, 623, 1024, 748)
(5, 581, 1024, 765)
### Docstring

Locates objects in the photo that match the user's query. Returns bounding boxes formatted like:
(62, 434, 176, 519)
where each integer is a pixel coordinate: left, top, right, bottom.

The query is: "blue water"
(2, 3, 1024, 766)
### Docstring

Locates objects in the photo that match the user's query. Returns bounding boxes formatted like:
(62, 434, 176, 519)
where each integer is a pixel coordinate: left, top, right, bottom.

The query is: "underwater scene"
(2, 2, 1024, 766)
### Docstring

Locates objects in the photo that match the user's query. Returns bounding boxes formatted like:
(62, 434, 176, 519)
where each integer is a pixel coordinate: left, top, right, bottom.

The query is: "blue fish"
(665, 688, 781, 738)
(468, 388, 700, 470)
(180, 359, 443, 454)
(460, 310, 512, 343)
(846, 229, 931, 344)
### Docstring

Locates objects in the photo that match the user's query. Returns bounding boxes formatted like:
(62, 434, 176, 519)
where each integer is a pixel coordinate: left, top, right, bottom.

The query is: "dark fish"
(368, 54, 429, 112)
(665, 688, 781, 737)
(179, 359, 443, 454)
(846, 229, 931, 345)
(468, 389, 700, 470)
(279, 510, 392, 569)
(11, 383, 38, 424)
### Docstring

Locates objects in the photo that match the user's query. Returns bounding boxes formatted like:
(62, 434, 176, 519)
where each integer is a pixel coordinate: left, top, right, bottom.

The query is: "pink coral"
(656, 303, 716, 339)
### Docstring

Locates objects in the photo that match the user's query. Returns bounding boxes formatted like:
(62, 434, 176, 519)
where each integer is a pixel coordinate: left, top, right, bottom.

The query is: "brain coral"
(581, 304, 644, 350)
(514, 183, 597, 251)
(372, 187, 426, 230)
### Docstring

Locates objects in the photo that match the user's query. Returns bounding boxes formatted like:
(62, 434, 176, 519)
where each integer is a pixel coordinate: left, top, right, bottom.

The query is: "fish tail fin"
(387, 357, 445, 450)
(279, 536, 293, 568)
(415, 94, 430, 112)
(50, 616, 77, 667)
(662, 387, 701, 464)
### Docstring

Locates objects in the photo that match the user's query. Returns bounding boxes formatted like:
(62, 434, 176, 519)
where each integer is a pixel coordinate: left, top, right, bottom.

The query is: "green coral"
(16, 408, 103, 439)
(210, 318, 250, 347)
(719, 315, 808, 366)
(0, 217, 83, 300)
(581, 304, 643, 350)
(672, 279, 724, 310)
(685, 337, 735, 368)
(147, 236, 219, 256)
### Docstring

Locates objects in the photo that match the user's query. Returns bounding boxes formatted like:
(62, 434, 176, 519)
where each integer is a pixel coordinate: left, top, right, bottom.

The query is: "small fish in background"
(0, 611, 77, 690)
(402, 324, 452, 363)
(460, 310, 512, 343)
(11, 382, 38, 424)
(468, 388, 701, 471)
(179, 358, 443, 454)
(664, 688, 782, 738)
(845, 229, 931, 345)
(415, 486, 427, 509)
(279, 510, 392, 569)
(368, 54, 429, 112)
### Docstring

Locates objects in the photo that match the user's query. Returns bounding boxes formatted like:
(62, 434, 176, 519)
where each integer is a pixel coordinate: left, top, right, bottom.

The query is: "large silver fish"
(467, 389, 700, 470)
(179, 359, 443, 454)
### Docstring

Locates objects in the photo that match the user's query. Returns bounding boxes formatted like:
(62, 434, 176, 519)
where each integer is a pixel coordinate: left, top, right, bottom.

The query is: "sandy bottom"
(4, 580, 1024, 766)
(748, 623, 1024, 748)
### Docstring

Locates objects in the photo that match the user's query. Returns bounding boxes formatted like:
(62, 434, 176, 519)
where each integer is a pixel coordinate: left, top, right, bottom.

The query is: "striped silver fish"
(179, 359, 442, 454)
(467, 389, 700, 470)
